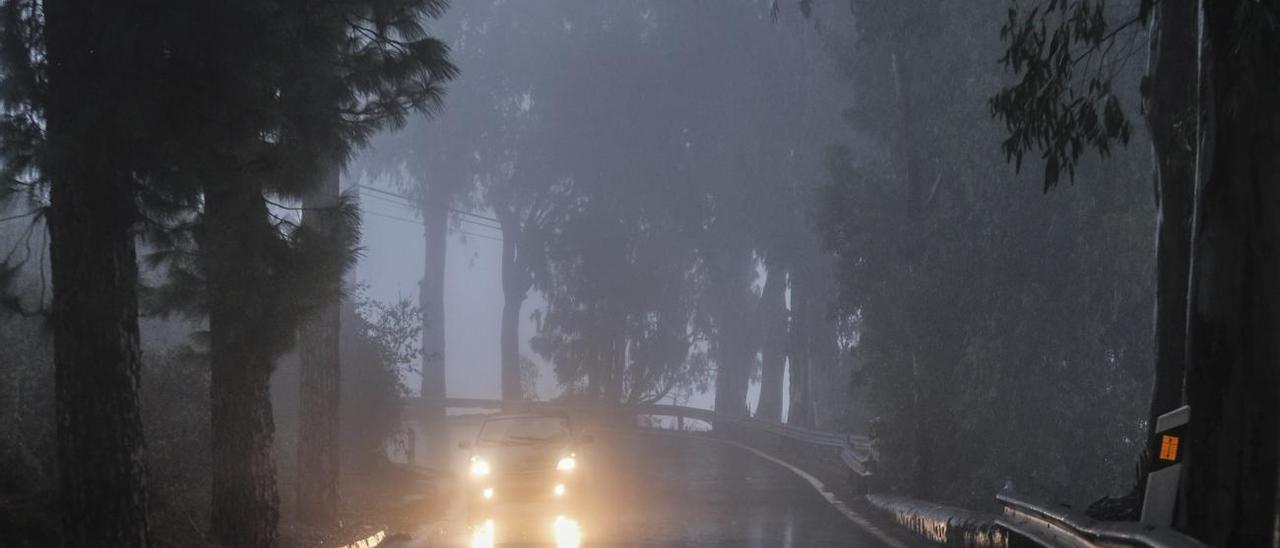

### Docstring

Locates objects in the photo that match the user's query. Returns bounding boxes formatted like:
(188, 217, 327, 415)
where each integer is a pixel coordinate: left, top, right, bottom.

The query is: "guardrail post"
(1141, 405, 1190, 527)
(677, 415, 684, 432)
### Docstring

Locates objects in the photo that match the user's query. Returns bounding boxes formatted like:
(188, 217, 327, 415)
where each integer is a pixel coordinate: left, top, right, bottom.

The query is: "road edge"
(635, 429, 917, 548)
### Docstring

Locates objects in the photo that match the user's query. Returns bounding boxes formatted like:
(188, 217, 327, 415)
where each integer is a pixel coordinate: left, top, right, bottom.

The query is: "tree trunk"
(586, 356, 604, 401)
(604, 313, 627, 403)
(420, 186, 448, 404)
(786, 270, 814, 428)
(1136, 0, 1198, 498)
(754, 259, 788, 422)
(712, 310, 754, 419)
(45, 4, 153, 544)
(418, 184, 449, 467)
(499, 217, 527, 400)
(892, 40, 934, 499)
(500, 292, 524, 400)
(296, 161, 342, 527)
(206, 180, 280, 548)
(1178, 5, 1280, 544)
(708, 242, 756, 420)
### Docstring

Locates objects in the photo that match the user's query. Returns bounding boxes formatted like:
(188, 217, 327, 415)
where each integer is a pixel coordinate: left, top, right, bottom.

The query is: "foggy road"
(400, 424, 914, 547)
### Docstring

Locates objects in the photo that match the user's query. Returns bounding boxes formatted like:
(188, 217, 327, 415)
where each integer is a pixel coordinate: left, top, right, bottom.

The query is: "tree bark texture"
(44, 0, 152, 544)
(206, 180, 280, 547)
(1139, 0, 1199, 495)
(1179, 4, 1280, 543)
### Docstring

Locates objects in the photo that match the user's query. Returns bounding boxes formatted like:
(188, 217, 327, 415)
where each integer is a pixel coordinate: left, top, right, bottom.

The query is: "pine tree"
(0, 0, 182, 543)
(278, 0, 456, 528)
(135, 1, 452, 543)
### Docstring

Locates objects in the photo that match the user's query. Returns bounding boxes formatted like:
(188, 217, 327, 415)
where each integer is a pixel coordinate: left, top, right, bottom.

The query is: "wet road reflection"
(407, 421, 903, 546)
(467, 515, 582, 548)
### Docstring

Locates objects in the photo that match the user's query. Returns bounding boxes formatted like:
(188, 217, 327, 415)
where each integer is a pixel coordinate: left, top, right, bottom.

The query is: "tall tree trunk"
(500, 291, 524, 399)
(499, 216, 526, 400)
(1179, 4, 1280, 544)
(892, 40, 934, 499)
(891, 47, 923, 225)
(909, 352, 933, 499)
(296, 161, 341, 526)
(786, 270, 814, 428)
(1130, 0, 1199, 503)
(708, 242, 756, 420)
(420, 187, 447, 402)
(755, 259, 788, 422)
(206, 180, 280, 547)
(604, 313, 627, 403)
(418, 184, 448, 466)
(712, 309, 754, 419)
(45, 3, 152, 543)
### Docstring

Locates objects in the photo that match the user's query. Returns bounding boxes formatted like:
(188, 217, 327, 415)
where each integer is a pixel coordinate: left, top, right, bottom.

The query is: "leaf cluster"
(989, 0, 1153, 189)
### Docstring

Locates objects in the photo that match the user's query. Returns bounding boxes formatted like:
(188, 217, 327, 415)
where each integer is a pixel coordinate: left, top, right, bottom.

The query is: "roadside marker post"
(1141, 405, 1190, 527)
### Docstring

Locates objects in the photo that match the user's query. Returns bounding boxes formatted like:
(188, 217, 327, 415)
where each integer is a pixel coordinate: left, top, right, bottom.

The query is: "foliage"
(819, 0, 1153, 506)
(989, 0, 1154, 189)
(352, 283, 423, 378)
(343, 291, 419, 469)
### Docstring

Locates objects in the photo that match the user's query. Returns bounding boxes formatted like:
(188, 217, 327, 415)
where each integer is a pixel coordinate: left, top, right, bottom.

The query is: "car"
(459, 411, 593, 512)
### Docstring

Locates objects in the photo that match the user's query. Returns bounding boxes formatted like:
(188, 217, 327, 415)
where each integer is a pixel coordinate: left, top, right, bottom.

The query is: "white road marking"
(637, 429, 913, 548)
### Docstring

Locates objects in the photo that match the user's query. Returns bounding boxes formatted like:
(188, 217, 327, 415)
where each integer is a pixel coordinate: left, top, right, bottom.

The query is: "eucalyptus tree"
(993, 2, 1279, 541)
(991, 0, 1196, 513)
(533, 182, 708, 404)
(406, 0, 570, 400)
(817, 0, 1157, 508)
(1179, 4, 1279, 543)
(417, 0, 707, 404)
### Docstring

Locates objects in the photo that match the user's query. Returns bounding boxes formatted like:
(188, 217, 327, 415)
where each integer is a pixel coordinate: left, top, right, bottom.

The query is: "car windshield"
(477, 416, 570, 446)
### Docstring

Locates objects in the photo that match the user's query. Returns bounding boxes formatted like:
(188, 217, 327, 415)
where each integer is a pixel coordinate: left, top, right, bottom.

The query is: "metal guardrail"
(427, 397, 877, 478)
(996, 489, 1206, 548)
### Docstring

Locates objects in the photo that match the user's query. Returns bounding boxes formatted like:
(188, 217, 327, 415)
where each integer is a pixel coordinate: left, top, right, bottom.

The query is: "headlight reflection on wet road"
(469, 515, 582, 548)
(553, 515, 582, 547)
(470, 519, 496, 548)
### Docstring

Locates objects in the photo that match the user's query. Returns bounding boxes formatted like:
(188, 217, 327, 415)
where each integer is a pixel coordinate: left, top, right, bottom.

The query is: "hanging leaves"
(989, 0, 1149, 191)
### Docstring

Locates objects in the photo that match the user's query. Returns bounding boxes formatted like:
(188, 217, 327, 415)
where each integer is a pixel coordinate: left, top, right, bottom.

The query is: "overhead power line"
(362, 202, 503, 233)
(353, 184, 503, 225)
(361, 209, 504, 244)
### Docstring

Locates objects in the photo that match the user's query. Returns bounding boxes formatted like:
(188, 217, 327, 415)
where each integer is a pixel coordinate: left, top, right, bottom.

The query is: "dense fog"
(1, 1, 1277, 546)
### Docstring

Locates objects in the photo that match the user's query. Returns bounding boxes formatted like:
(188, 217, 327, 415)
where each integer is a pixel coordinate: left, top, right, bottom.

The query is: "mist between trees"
(1, 0, 1277, 546)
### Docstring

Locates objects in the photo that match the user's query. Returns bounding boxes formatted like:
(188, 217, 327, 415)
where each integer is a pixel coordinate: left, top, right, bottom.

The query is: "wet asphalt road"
(399, 423, 900, 547)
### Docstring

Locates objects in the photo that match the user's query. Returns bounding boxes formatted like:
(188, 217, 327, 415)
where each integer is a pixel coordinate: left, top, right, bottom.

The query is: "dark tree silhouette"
(0, 0, 173, 543)
(1180, 2, 1280, 543)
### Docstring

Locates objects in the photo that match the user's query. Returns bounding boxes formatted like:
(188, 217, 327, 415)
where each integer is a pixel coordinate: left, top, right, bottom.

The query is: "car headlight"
(470, 457, 491, 477)
(557, 455, 576, 471)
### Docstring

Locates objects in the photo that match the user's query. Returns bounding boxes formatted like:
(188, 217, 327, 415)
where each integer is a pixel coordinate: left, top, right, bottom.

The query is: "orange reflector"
(1159, 435, 1180, 461)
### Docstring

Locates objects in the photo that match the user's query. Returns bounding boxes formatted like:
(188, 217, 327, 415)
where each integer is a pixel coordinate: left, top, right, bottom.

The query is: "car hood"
(476, 443, 570, 473)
